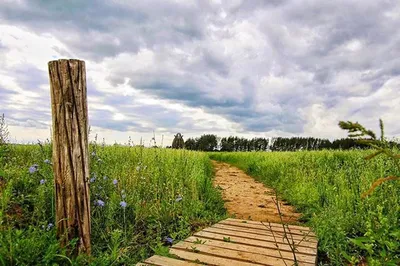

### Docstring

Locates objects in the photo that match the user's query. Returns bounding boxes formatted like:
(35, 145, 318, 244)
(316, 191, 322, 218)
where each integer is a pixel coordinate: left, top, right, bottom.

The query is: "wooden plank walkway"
(137, 218, 318, 265)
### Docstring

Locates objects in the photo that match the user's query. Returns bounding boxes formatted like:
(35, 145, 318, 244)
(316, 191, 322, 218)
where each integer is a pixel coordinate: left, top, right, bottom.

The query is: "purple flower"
(96, 199, 105, 207)
(175, 195, 183, 202)
(164, 237, 173, 245)
(47, 223, 54, 230)
(120, 201, 127, 208)
(113, 179, 118, 185)
(44, 159, 51, 164)
(40, 179, 46, 185)
(29, 165, 38, 174)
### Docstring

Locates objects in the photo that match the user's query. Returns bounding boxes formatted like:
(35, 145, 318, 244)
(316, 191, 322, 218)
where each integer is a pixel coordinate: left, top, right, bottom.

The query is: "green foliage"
(185, 134, 218, 151)
(171, 133, 185, 149)
(210, 150, 400, 265)
(0, 143, 226, 265)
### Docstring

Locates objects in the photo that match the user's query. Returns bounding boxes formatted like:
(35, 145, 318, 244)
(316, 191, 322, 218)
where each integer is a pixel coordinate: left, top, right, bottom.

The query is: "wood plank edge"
(183, 237, 317, 264)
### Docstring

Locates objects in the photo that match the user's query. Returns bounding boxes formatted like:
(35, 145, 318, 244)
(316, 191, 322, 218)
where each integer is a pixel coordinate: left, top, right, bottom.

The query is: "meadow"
(210, 150, 400, 265)
(1, 139, 399, 265)
(0, 142, 225, 265)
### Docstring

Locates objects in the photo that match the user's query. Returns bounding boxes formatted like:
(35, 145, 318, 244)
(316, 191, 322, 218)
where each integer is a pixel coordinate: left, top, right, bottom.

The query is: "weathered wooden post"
(48, 59, 91, 255)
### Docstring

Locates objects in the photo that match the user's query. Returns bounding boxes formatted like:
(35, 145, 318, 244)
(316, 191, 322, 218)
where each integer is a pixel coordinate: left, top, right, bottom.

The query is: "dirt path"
(212, 160, 301, 224)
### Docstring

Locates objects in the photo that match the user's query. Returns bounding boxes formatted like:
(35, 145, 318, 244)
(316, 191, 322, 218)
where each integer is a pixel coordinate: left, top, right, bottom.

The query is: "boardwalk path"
(138, 161, 318, 265)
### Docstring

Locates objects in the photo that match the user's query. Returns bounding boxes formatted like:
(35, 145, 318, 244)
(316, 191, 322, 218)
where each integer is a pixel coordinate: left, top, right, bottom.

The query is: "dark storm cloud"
(0, 0, 399, 136)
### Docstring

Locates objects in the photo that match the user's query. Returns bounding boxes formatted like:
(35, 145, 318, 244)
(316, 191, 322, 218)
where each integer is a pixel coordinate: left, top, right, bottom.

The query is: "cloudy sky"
(0, 0, 399, 145)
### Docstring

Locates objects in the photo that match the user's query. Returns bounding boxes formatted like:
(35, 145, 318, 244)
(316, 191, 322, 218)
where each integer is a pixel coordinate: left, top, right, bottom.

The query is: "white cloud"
(0, 0, 399, 145)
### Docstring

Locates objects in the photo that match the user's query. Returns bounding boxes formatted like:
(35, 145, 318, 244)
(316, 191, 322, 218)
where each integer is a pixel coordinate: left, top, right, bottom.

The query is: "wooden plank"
(170, 248, 265, 266)
(145, 255, 203, 266)
(223, 219, 315, 236)
(194, 231, 317, 256)
(220, 220, 315, 237)
(172, 241, 314, 266)
(203, 227, 317, 249)
(185, 236, 316, 264)
(212, 223, 318, 244)
(227, 218, 313, 232)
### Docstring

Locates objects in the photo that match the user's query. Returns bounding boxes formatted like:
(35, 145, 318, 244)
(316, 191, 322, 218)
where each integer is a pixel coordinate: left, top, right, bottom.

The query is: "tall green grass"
(210, 150, 400, 265)
(0, 143, 225, 265)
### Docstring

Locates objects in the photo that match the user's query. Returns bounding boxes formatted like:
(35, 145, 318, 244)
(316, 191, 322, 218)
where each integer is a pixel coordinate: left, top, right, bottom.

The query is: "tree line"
(170, 133, 400, 151)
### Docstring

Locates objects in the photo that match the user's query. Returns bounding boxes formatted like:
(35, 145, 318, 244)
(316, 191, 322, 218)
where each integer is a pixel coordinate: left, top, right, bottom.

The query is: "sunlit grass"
(210, 150, 400, 265)
(0, 143, 225, 265)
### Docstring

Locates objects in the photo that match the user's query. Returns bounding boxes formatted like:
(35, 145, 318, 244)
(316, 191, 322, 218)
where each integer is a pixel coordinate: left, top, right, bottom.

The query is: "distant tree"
(184, 138, 197, 150)
(197, 134, 218, 151)
(172, 133, 185, 149)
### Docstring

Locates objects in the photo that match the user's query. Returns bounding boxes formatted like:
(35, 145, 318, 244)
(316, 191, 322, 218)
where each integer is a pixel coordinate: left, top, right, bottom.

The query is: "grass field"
(1, 143, 399, 265)
(210, 150, 400, 265)
(0, 143, 225, 265)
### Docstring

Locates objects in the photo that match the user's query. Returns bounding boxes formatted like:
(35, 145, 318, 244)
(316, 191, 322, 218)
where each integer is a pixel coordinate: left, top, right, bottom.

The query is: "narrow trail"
(212, 160, 301, 224)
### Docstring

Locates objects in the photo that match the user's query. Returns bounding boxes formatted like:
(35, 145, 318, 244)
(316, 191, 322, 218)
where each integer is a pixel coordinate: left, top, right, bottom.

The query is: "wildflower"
(91, 151, 96, 156)
(90, 173, 97, 183)
(44, 159, 51, 164)
(120, 201, 127, 208)
(40, 179, 46, 185)
(96, 199, 105, 207)
(175, 195, 183, 202)
(103, 176, 108, 180)
(136, 166, 141, 171)
(47, 223, 54, 230)
(164, 236, 173, 245)
(113, 179, 118, 185)
(29, 164, 38, 174)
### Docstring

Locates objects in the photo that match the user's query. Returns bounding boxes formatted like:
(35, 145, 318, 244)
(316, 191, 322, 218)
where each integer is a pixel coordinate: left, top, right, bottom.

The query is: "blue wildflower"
(113, 179, 118, 185)
(175, 195, 183, 202)
(96, 199, 105, 207)
(164, 237, 173, 245)
(120, 201, 127, 208)
(47, 223, 54, 230)
(40, 179, 46, 185)
(44, 159, 51, 164)
(29, 165, 38, 174)
(90, 177, 96, 183)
